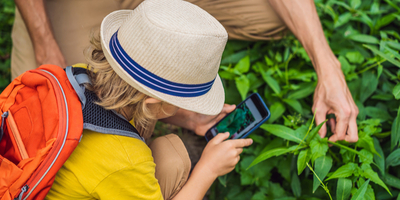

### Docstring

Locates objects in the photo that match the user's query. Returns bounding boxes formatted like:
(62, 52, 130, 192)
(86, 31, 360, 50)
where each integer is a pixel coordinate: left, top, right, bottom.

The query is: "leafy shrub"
(0, 0, 14, 91)
(211, 0, 400, 199)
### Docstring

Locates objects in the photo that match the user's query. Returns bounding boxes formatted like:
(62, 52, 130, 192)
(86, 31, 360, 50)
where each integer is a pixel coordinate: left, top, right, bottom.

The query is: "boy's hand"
(197, 132, 253, 178)
(192, 104, 236, 136)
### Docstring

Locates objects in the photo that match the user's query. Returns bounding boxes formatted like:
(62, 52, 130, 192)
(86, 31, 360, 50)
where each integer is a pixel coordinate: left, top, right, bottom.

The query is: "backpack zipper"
(7, 111, 29, 160)
(21, 69, 70, 200)
(0, 111, 8, 142)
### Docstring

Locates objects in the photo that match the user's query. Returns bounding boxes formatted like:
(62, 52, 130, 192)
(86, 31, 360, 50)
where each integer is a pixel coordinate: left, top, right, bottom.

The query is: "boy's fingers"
(231, 138, 253, 148)
(211, 132, 230, 144)
(236, 148, 243, 154)
(222, 104, 236, 114)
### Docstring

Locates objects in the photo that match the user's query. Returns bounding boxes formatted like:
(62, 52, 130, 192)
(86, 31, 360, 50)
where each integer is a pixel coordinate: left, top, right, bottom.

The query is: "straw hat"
(100, 0, 228, 115)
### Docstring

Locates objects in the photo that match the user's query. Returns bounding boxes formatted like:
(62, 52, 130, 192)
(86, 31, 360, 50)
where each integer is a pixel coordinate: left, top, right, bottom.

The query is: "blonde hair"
(84, 33, 160, 139)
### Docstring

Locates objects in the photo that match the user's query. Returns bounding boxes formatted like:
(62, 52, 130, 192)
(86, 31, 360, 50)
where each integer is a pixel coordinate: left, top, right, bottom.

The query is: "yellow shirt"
(46, 130, 163, 200)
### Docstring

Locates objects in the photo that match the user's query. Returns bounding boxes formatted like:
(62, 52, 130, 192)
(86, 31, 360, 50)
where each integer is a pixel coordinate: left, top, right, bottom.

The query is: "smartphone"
(205, 93, 270, 141)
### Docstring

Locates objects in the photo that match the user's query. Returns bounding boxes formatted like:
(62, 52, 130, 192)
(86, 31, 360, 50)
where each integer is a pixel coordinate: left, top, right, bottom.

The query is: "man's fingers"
(331, 112, 350, 142)
(314, 108, 328, 138)
(328, 118, 336, 133)
(211, 132, 230, 144)
(345, 115, 358, 143)
(230, 138, 253, 148)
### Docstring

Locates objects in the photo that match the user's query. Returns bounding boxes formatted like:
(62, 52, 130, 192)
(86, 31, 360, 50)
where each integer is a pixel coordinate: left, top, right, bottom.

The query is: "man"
(11, 0, 359, 143)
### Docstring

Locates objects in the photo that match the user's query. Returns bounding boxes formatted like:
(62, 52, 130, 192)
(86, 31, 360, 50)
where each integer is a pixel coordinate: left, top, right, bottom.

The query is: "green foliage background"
(211, 0, 400, 200)
(1, 0, 400, 199)
(0, 0, 13, 90)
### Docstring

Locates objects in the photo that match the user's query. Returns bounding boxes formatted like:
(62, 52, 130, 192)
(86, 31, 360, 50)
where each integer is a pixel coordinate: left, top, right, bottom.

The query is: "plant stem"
(352, 144, 358, 162)
(294, 108, 317, 152)
(356, 59, 385, 74)
(306, 163, 333, 200)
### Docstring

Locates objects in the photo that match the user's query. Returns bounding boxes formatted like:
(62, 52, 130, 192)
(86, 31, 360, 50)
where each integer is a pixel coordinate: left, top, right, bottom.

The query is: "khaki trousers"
(150, 134, 191, 200)
(11, 0, 286, 79)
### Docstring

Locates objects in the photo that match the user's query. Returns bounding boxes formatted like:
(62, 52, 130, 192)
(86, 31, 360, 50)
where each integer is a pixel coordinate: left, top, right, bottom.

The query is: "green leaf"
(287, 82, 316, 100)
(306, 120, 328, 144)
(349, 34, 379, 44)
(264, 56, 274, 66)
(381, 173, 400, 190)
(387, 41, 400, 50)
(358, 149, 373, 164)
(235, 75, 250, 100)
(339, 56, 353, 75)
(219, 70, 236, 80)
(377, 64, 383, 79)
(248, 145, 299, 169)
(337, 178, 352, 200)
(217, 175, 227, 187)
(291, 172, 301, 197)
(261, 124, 302, 143)
(251, 192, 267, 200)
(297, 149, 311, 175)
(335, 12, 352, 28)
(275, 52, 282, 62)
(393, 83, 400, 100)
(310, 136, 329, 162)
(326, 162, 357, 180)
(364, 44, 400, 68)
(234, 55, 250, 73)
(376, 13, 397, 29)
(262, 74, 281, 95)
(345, 51, 365, 64)
(357, 134, 379, 156)
(350, 180, 370, 200)
(392, 110, 400, 150)
(221, 50, 247, 65)
(350, 0, 361, 9)
(283, 99, 302, 114)
(385, 46, 400, 60)
(359, 71, 378, 103)
(361, 164, 391, 195)
(373, 137, 385, 175)
(365, 106, 392, 122)
(312, 155, 333, 192)
(268, 102, 286, 123)
(386, 148, 400, 168)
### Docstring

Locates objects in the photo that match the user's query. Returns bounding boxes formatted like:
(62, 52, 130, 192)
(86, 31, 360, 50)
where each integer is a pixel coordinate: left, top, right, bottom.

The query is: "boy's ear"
(144, 97, 162, 104)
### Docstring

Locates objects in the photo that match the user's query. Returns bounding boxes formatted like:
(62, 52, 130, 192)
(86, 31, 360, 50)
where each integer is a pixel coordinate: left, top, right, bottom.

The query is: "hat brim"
(100, 10, 225, 115)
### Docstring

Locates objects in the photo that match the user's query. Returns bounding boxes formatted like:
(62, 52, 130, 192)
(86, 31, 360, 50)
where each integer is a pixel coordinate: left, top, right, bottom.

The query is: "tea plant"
(211, 0, 400, 199)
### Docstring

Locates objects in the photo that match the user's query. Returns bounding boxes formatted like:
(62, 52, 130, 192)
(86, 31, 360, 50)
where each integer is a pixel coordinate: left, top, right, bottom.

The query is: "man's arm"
(14, 0, 66, 68)
(267, 0, 359, 142)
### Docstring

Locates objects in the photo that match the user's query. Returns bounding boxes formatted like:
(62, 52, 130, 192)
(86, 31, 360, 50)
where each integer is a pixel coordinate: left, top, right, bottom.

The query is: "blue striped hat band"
(109, 31, 216, 97)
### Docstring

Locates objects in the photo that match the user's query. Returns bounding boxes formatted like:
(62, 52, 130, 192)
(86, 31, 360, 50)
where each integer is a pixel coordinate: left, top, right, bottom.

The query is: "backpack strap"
(66, 66, 144, 142)
(66, 66, 89, 109)
(82, 90, 144, 142)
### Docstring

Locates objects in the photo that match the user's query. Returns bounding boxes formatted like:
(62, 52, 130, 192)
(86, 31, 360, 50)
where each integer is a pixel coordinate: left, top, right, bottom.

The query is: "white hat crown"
(101, 0, 228, 115)
(116, 0, 227, 84)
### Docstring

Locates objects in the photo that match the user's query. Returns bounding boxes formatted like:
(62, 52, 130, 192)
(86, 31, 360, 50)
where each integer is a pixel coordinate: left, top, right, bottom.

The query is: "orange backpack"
(0, 65, 83, 200)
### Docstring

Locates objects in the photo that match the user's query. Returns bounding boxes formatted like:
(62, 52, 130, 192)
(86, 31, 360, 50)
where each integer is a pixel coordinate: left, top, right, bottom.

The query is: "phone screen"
(205, 93, 270, 141)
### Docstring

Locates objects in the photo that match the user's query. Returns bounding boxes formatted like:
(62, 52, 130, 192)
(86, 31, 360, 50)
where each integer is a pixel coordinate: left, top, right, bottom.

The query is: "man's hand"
(161, 104, 236, 136)
(15, 0, 67, 69)
(36, 41, 67, 68)
(312, 65, 359, 143)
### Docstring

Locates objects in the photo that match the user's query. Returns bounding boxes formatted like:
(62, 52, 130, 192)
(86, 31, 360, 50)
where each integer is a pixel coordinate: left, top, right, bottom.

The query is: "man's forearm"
(14, 0, 65, 67)
(268, 0, 341, 75)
